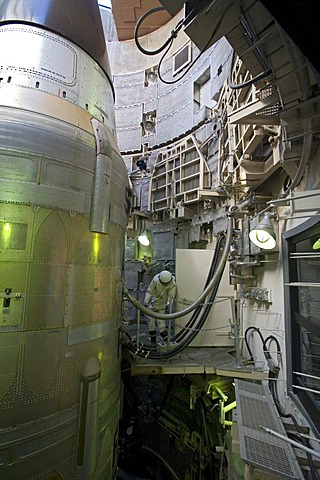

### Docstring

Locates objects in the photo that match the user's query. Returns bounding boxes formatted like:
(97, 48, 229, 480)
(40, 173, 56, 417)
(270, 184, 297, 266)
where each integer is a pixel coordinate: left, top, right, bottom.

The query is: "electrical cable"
(126, 242, 225, 360)
(134, 1, 211, 58)
(124, 214, 233, 322)
(141, 446, 180, 480)
(134, 4, 229, 85)
(124, 209, 236, 360)
(263, 334, 281, 389)
(176, 262, 224, 346)
(134, 6, 183, 57)
(244, 326, 265, 363)
(228, 68, 272, 90)
(157, 8, 229, 85)
(172, 233, 225, 343)
(123, 236, 226, 359)
(125, 231, 228, 358)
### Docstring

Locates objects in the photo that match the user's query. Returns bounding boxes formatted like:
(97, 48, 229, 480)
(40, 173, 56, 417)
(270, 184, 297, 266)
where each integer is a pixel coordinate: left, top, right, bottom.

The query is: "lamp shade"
(146, 70, 157, 84)
(311, 234, 320, 250)
(249, 213, 276, 250)
(144, 115, 155, 132)
(138, 229, 150, 246)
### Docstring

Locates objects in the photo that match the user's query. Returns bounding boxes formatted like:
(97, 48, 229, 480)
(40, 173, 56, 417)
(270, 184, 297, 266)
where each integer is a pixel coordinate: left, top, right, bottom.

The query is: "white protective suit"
(144, 271, 176, 340)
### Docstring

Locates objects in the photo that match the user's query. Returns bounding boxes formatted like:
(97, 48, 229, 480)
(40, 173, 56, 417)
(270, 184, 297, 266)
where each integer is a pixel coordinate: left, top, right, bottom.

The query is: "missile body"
(0, 1, 129, 479)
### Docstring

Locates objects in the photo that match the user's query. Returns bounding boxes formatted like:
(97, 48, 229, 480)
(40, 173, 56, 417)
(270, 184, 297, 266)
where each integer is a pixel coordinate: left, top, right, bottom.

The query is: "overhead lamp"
(142, 110, 156, 136)
(138, 229, 150, 246)
(146, 70, 157, 85)
(144, 114, 156, 133)
(249, 212, 277, 250)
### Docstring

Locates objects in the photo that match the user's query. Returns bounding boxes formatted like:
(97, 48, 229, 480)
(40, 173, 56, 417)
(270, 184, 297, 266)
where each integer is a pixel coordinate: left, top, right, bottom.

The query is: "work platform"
(127, 346, 267, 379)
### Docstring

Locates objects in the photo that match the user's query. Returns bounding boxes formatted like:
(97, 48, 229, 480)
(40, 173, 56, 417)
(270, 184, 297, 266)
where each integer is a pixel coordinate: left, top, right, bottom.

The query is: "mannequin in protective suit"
(144, 270, 176, 346)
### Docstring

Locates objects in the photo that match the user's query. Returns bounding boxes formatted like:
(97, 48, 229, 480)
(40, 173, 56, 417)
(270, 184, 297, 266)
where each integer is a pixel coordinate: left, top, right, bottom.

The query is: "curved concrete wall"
(108, 15, 233, 152)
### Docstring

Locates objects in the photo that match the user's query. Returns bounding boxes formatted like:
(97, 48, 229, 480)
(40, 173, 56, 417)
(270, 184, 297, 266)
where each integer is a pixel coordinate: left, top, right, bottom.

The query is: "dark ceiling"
(261, 0, 320, 75)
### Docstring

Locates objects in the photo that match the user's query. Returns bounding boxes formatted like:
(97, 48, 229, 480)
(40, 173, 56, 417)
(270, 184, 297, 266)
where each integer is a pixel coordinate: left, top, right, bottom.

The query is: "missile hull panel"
(0, 2, 128, 479)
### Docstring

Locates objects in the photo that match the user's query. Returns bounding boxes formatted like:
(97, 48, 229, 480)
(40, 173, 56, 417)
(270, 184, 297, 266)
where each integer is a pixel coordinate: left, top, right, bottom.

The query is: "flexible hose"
(124, 215, 233, 321)
(228, 68, 272, 90)
(280, 119, 313, 198)
(244, 326, 265, 363)
(126, 235, 226, 359)
(157, 5, 229, 85)
(134, 6, 183, 56)
(172, 263, 224, 349)
(173, 233, 225, 343)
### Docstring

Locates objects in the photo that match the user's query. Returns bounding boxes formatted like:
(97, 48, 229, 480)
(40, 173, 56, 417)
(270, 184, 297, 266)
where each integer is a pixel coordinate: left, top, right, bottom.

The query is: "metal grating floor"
(235, 380, 304, 479)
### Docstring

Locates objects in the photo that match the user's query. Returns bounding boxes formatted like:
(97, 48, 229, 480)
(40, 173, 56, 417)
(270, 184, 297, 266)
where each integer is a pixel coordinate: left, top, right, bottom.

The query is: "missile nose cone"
(0, 0, 111, 78)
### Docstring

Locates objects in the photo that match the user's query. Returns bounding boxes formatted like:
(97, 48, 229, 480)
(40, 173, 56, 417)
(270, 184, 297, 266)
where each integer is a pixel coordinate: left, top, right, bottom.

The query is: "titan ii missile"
(0, 1, 129, 479)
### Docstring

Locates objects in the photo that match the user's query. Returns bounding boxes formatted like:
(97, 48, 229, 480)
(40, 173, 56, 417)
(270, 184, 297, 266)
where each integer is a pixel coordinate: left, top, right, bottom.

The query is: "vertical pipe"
(167, 297, 174, 348)
(230, 296, 242, 368)
(167, 319, 172, 348)
(136, 306, 141, 344)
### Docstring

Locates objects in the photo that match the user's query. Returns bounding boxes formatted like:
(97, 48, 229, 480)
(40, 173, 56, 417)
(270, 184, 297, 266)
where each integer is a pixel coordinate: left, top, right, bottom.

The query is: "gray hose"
(228, 68, 272, 90)
(124, 214, 234, 320)
(279, 35, 313, 198)
(280, 119, 313, 198)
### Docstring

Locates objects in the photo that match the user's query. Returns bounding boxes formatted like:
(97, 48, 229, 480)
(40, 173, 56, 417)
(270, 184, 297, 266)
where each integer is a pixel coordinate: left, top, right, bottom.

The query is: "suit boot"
(160, 329, 168, 342)
(149, 330, 157, 347)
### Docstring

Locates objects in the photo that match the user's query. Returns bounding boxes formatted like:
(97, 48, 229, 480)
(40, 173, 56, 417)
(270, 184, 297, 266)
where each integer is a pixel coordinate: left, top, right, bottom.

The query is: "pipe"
(230, 297, 242, 368)
(230, 260, 261, 267)
(260, 426, 320, 460)
(124, 214, 234, 321)
(292, 384, 320, 395)
(299, 433, 320, 445)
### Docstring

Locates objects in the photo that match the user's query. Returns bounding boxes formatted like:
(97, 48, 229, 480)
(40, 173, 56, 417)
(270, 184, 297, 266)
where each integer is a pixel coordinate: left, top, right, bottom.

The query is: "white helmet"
(159, 270, 172, 284)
